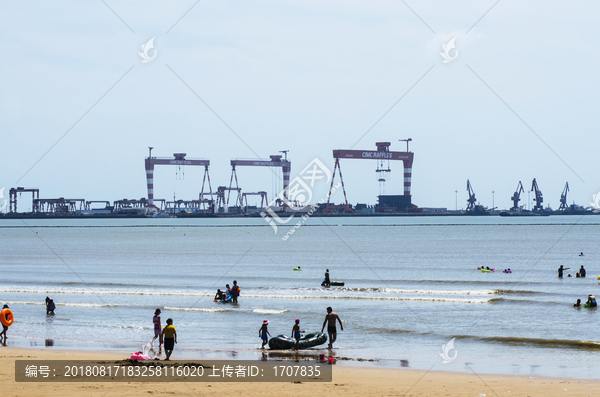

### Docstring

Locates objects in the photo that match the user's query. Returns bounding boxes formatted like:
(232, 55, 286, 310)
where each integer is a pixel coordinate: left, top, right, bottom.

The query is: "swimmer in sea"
(291, 319, 301, 351)
(586, 295, 597, 307)
(579, 265, 586, 278)
(574, 299, 582, 307)
(321, 306, 343, 349)
(214, 289, 225, 301)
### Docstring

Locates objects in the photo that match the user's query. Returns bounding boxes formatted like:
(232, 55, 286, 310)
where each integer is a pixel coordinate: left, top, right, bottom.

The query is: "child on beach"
(259, 320, 271, 349)
(152, 309, 163, 348)
(291, 319, 301, 351)
(162, 318, 177, 361)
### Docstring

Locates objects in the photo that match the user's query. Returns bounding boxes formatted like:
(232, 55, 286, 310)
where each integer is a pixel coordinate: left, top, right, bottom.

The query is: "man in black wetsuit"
(579, 266, 586, 277)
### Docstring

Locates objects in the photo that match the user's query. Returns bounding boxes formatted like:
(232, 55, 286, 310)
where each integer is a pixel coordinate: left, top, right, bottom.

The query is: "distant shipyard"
(1, 140, 594, 218)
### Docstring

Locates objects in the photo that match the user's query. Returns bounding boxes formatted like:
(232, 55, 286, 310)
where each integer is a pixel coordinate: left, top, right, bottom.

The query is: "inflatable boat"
(268, 332, 327, 350)
(321, 280, 345, 287)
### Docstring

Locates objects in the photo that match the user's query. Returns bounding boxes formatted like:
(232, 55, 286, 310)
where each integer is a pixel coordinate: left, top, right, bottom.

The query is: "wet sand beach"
(1, 346, 598, 396)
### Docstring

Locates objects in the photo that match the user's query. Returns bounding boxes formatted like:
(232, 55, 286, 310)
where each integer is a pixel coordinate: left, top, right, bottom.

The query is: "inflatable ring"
(1, 308, 13, 327)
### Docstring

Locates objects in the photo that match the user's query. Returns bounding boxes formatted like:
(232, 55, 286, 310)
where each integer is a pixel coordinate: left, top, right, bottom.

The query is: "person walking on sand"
(324, 269, 331, 287)
(162, 318, 177, 360)
(259, 320, 271, 349)
(152, 309, 163, 349)
(321, 306, 343, 349)
(231, 280, 240, 303)
(291, 319, 301, 351)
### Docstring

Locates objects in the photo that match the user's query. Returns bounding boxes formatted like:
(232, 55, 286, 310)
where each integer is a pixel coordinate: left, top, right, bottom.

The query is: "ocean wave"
(163, 306, 236, 313)
(455, 335, 600, 351)
(3, 301, 118, 308)
(252, 309, 289, 314)
(0, 287, 211, 297)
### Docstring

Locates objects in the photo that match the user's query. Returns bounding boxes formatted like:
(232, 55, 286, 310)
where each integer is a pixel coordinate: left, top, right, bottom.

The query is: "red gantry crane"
(9, 187, 40, 213)
(324, 141, 414, 213)
(144, 148, 213, 211)
(227, 152, 291, 210)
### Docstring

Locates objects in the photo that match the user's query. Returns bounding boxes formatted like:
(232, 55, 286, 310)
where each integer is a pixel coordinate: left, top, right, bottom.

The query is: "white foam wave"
(252, 309, 290, 314)
(163, 306, 235, 313)
(384, 288, 496, 296)
(0, 287, 212, 297)
(3, 301, 117, 307)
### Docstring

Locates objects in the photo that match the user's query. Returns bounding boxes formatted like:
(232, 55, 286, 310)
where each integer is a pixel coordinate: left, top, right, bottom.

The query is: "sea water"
(0, 216, 599, 379)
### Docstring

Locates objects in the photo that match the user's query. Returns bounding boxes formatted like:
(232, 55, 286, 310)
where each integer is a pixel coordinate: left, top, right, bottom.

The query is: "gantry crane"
(144, 148, 213, 211)
(510, 181, 524, 211)
(531, 178, 544, 211)
(558, 182, 569, 211)
(228, 153, 291, 209)
(324, 141, 414, 213)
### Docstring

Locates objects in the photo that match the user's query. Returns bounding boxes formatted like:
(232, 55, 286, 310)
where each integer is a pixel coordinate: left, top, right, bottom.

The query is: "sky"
(1, 0, 599, 211)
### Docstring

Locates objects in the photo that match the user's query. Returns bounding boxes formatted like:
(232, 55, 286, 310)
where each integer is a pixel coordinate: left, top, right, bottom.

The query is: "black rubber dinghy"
(268, 332, 327, 350)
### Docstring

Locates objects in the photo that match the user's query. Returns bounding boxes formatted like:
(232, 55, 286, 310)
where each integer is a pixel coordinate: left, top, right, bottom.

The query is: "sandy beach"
(0, 347, 597, 396)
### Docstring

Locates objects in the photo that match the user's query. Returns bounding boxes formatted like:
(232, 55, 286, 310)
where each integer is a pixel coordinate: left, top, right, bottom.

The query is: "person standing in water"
(259, 320, 271, 349)
(321, 306, 343, 349)
(291, 319, 301, 351)
(152, 309, 163, 348)
(324, 269, 331, 287)
(231, 280, 240, 303)
(45, 297, 56, 315)
(558, 265, 570, 278)
(579, 265, 586, 277)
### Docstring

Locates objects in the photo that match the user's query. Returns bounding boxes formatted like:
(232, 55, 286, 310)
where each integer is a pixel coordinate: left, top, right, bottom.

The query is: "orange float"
(1, 308, 13, 327)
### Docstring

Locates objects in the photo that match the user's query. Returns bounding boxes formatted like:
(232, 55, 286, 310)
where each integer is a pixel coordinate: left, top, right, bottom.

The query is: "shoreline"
(2, 346, 598, 396)
(4, 341, 600, 380)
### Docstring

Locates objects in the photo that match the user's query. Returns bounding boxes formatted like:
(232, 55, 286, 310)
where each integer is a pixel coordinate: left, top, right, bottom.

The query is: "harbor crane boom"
(558, 182, 569, 211)
(510, 181, 524, 210)
(466, 180, 477, 211)
(531, 178, 544, 211)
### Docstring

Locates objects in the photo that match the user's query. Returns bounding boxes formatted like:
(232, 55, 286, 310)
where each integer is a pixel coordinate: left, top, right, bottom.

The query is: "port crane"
(228, 153, 291, 209)
(558, 182, 569, 211)
(466, 180, 477, 211)
(531, 178, 544, 211)
(324, 141, 414, 213)
(144, 148, 213, 211)
(9, 187, 40, 213)
(510, 181, 524, 211)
